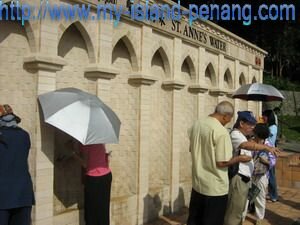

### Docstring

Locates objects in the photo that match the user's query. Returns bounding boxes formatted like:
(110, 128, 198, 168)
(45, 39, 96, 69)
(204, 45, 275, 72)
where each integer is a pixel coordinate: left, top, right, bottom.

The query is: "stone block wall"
(276, 153, 300, 188)
(263, 90, 300, 116)
(0, 0, 266, 224)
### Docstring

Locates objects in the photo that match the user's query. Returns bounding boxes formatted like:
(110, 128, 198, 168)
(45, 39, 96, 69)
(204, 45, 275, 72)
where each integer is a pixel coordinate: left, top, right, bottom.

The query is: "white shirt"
(230, 129, 254, 177)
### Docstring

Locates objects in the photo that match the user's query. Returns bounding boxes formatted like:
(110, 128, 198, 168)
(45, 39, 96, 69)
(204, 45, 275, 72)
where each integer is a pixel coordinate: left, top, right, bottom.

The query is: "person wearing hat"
(224, 111, 280, 225)
(0, 104, 35, 225)
(187, 101, 253, 225)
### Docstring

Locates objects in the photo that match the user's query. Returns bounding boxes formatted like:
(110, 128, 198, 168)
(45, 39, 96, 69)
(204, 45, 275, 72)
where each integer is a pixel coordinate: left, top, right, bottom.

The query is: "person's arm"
(216, 155, 252, 168)
(103, 144, 111, 167)
(72, 151, 87, 169)
(239, 141, 281, 156)
(215, 131, 252, 168)
(65, 139, 87, 168)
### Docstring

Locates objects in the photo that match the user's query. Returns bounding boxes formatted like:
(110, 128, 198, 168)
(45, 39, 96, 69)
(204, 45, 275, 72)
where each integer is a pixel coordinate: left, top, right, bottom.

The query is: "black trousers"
(84, 172, 112, 225)
(187, 189, 228, 225)
(0, 207, 32, 225)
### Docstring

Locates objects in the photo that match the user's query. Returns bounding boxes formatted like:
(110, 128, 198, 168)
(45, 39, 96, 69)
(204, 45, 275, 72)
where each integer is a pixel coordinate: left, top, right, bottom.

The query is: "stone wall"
(263, 90, 300, 116)
(0, 0, 266, 224)
(276, 153, 300, 189)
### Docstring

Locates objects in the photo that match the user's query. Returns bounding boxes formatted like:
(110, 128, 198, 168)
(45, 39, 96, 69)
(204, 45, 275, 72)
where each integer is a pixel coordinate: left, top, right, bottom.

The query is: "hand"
(268, 146, 281, 157)
(237, 155, 252, 163)
(56, 152, 74, 162)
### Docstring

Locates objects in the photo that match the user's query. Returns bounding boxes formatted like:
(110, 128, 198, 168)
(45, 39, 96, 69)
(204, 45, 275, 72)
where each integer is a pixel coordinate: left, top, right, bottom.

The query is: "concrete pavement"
(146, 187, 300, 225)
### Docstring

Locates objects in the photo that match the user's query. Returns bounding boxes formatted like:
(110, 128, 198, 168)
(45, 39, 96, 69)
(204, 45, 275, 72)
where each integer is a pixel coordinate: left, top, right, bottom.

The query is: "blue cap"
(237, 111, 257, 124)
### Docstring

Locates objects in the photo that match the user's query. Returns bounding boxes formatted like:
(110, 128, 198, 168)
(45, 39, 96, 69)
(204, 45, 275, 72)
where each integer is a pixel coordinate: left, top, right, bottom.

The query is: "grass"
(278, 115, 300, 142)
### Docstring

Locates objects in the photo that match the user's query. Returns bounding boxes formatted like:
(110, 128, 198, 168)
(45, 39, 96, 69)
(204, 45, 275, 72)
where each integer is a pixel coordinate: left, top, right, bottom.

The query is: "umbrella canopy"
(38, 88, 121, 145)
(232, 83, 285, 101)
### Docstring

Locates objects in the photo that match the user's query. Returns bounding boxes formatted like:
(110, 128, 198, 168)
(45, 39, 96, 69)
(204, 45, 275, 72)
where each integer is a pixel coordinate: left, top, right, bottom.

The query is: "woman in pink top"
(72, 142, 112, 225)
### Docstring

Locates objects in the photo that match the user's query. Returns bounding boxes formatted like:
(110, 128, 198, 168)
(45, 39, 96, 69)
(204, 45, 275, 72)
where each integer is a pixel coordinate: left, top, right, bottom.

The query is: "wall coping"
(162, 80, 185, 90)
(84, 65, 119, 80)
(128, 74, 157, 85)
(188, 84, 209, 93)
(209, 88, 230, 96)
(23, 54, 67, 72)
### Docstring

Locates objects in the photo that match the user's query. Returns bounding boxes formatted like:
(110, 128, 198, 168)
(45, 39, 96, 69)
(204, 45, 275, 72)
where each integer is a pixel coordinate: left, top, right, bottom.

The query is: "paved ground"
(146, 187, 300, 225)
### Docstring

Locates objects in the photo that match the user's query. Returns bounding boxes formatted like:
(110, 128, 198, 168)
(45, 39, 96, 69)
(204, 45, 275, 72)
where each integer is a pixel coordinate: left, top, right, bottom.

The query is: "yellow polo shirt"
(189, 116, 232, 196)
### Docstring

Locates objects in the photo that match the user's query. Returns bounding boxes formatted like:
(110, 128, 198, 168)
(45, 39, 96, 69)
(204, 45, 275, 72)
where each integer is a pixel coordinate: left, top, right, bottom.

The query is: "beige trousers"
(224, 174, 251, 225)
(242, 174, 268, 221)
(254, 174, 268, 219)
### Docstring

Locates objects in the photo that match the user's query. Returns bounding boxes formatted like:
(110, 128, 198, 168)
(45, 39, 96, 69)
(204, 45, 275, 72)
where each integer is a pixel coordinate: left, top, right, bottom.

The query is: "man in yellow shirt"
(187, 101, 251, 225)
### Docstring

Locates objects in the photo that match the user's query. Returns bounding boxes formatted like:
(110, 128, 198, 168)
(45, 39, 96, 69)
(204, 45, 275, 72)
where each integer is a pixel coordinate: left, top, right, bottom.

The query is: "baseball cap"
(237, 111, 257, 125)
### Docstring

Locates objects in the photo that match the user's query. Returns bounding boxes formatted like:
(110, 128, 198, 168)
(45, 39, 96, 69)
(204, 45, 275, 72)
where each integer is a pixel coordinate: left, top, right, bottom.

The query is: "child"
(250, 123, 276, 225)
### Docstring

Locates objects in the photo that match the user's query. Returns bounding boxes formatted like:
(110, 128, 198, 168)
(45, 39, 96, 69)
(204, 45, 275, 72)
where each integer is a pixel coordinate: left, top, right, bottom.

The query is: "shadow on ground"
(264, 208, 296, 225)
(278, 196, 300, 210)
(145, 207, 188, 225)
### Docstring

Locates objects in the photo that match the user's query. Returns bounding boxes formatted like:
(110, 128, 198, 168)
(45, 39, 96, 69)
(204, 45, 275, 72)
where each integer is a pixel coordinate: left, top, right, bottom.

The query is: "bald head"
(215, 101, 234, 116)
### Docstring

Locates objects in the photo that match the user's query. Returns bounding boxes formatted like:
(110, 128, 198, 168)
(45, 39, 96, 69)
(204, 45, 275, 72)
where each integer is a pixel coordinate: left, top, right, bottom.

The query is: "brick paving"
(146, 187, 300, 225)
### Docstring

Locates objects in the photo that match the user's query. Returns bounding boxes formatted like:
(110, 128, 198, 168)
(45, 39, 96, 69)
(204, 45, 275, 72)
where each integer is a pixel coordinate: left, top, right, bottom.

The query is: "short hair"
(273, 107, 280, 113)
(215, 101, 234, 116)
(253, 123, 270, 140)
(262, 109, 276, 126)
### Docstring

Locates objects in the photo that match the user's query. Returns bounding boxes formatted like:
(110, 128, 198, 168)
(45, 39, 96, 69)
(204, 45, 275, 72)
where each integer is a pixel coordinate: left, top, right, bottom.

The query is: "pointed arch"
(205, 63, 217, 86)
(239, 73, 246, 86)
(151, 41, 171, 77)
(251, 76, 257, 83)
(181, 55, 196, 81)
(58, 21, 96, 63)
(24, 22, 37, 53)
(224, 68, 233, 89)
(151, 46, 171, 77)
(112, 38, 133, 72)
(112, 35, 138, 71)
(0, 1, 37, 52)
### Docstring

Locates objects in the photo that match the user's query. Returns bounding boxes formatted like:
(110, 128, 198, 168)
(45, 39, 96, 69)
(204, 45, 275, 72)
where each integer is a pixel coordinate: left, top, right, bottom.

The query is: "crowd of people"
(188, 101, 281, 225)
(0, 102, 281, 225)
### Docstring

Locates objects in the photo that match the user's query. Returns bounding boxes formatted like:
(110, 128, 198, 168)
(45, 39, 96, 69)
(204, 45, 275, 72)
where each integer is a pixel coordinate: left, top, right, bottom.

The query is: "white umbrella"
(232, 83, 285, 101)
(38, 88, 121, 145)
